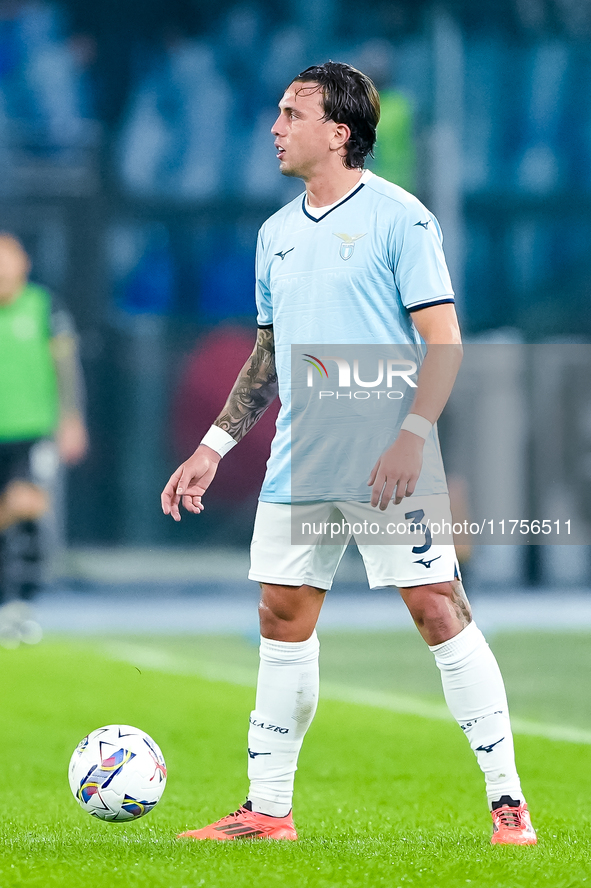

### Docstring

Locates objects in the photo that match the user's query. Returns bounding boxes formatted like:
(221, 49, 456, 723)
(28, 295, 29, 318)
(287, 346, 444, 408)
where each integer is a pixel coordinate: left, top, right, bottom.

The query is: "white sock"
(247, 631, 320, 817)
(429, 621, 523, 808)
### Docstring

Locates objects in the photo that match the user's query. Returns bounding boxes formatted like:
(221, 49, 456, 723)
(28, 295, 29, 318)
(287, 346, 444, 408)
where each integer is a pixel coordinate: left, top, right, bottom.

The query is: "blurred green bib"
(372, 90, 416, 194)
(0, 284, 58, 441)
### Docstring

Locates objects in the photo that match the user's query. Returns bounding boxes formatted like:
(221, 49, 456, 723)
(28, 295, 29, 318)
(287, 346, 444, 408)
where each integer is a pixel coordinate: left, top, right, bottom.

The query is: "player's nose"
(271, 114, 284, 136)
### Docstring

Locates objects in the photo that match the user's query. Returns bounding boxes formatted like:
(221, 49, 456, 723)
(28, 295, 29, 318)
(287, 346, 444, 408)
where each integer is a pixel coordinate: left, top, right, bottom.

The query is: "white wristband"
(200, 425, 238, 458)
(400, 413, 433, 440)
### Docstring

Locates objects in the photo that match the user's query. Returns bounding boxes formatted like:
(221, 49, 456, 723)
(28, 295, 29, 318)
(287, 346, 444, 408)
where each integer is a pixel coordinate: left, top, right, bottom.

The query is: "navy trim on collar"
(301, 182, 366, 223)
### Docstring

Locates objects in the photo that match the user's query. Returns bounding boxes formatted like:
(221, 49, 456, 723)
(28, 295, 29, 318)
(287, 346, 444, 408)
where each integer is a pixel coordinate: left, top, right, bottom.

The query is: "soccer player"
(161, 62, 536, 845)
(0, 234, 88, 645)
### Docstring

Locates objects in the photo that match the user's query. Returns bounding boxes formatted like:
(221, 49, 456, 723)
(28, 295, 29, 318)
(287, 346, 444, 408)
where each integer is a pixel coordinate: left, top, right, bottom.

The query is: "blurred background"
(2, 0, 591, 614)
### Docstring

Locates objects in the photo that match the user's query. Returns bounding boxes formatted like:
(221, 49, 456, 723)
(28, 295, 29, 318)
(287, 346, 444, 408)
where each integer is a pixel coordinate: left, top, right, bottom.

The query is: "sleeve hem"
(407, 297, 455, 312)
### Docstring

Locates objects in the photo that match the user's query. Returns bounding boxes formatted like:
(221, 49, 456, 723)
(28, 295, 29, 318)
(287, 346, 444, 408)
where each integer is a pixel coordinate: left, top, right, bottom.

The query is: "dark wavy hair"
(293, 61, 380, 170)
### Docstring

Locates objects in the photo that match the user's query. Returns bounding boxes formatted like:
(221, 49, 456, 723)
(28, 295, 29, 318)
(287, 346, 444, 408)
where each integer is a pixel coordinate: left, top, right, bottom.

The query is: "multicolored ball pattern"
(68, 725, 167, 822)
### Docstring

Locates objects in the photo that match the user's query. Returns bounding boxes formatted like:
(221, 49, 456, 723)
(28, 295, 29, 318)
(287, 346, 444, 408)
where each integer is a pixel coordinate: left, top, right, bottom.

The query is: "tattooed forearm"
(214, 327, 278, 442)
(450, 580, 472, 628)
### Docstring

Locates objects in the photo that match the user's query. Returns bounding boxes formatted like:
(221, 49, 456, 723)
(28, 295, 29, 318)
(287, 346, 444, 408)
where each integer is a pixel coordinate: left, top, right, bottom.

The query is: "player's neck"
(305, 165, 364, 208)
(0, 285, 25, 306)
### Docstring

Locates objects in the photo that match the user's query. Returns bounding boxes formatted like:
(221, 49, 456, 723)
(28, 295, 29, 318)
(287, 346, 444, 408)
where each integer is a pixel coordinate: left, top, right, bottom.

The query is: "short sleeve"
(392, 207, 455, 312)
(255, 229, 273, 327)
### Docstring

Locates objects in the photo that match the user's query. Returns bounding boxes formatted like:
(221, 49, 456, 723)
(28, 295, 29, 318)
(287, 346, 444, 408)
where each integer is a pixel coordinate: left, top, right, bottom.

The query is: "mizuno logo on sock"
(476, 737, 505, 754)
(248, 748, 271, 759)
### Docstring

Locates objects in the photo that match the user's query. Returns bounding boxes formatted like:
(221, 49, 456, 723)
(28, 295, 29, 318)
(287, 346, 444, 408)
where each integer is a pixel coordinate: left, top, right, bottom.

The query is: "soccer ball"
(68, 724, 167, 822)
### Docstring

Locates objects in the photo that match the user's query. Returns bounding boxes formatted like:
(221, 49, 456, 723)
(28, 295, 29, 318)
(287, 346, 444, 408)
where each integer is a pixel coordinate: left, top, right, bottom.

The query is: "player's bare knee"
(258, 593, 295, 635)
(402, 581, 472, 630)
(1, 481, 48, 524)
(401, 584, 441, 622)
(258, 599, 283, 636)
(258, 598, 303, 636)
(258, 584, 324, 640)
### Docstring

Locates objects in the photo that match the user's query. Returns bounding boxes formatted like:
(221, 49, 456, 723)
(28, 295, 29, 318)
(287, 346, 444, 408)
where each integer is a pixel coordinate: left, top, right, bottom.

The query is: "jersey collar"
(302, 170, 372, 223)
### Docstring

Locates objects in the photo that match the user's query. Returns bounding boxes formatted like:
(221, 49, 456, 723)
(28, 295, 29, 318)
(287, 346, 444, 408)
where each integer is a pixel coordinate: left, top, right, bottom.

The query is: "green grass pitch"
(1, 631, 591, 887)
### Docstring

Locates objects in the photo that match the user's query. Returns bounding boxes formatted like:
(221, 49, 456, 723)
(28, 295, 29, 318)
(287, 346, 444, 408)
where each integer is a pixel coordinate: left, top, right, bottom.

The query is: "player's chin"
(278, 161, 299, 178)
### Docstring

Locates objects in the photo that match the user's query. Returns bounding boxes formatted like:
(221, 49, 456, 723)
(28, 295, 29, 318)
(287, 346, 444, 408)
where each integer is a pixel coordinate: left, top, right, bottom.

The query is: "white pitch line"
(106, 642, 591, 747)
(321, 683, 591, 746)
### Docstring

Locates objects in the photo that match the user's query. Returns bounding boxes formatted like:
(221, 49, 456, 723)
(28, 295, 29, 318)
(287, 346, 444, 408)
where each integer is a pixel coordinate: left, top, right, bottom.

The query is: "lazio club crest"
(333, 232, 366, 260)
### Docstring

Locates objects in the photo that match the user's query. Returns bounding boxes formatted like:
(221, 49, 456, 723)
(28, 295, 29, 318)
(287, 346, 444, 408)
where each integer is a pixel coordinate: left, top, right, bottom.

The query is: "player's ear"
(331, 122, 351, 154)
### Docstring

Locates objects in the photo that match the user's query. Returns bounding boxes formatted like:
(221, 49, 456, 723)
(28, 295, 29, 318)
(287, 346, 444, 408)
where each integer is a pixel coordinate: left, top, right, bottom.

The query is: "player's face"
(271, 82, 337, 179)
(0, 242, 29, 305)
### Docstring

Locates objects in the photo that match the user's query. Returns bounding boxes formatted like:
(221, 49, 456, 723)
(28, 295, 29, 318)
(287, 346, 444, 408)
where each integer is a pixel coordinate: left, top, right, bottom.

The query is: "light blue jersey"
(255, 171, 455, 503)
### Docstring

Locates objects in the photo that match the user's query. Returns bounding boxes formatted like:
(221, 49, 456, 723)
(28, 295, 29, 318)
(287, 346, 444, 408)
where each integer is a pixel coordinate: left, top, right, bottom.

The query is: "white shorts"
(249, 495, 460, 590)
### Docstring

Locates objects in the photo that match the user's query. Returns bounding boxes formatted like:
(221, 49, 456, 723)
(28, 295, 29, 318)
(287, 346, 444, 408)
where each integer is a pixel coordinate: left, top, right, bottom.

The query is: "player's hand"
(161, 445, 221, 521)
(367, 430, 424, 509)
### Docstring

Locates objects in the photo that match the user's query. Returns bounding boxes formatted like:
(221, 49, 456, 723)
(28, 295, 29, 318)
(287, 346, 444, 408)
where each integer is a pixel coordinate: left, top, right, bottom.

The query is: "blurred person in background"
(0, 234, 88, 647)
(356, 39, 417, 193)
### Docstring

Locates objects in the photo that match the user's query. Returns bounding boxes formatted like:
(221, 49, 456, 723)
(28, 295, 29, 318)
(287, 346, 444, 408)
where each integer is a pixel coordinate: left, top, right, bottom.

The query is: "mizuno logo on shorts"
(413, 555, 442, 568)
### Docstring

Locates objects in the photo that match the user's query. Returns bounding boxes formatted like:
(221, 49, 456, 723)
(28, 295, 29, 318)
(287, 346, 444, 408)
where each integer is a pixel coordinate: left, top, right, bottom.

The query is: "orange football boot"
(490, 801, 537, 845)
(177, 803, 297, 841)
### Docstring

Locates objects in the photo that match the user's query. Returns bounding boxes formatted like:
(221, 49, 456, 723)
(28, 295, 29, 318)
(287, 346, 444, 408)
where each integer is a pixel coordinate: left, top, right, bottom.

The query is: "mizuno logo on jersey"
(333, 232, 366, 260)
(414, 220, 431, 229)
(275, 247, 294, 260)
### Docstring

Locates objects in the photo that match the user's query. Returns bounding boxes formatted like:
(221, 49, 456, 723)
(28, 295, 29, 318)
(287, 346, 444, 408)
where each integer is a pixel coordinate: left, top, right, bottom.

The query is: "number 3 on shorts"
(405, 508, 432, 555)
